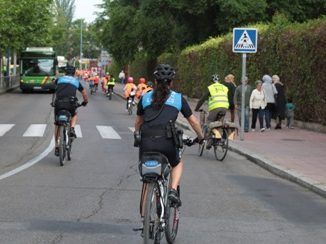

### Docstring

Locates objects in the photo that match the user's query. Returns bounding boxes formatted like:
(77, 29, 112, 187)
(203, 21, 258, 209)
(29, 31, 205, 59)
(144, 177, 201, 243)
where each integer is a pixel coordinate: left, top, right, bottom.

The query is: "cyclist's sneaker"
(54, 147, 59, 157)
(168, 189, 182, 207)
(70, 127, 77, 138)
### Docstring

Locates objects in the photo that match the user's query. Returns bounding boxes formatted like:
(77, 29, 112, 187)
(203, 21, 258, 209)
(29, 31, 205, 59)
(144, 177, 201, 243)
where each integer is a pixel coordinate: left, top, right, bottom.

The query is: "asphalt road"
(0, 85, 325, 244)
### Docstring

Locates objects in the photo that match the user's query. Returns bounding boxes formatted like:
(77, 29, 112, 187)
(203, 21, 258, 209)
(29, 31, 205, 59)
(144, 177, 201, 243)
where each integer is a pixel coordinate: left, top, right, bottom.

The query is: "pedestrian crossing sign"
(233, 28, 258, 53)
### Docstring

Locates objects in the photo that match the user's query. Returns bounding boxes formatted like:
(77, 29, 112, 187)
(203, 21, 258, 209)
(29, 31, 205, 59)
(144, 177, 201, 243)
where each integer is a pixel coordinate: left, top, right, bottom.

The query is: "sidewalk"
(114, 84, 326, 198)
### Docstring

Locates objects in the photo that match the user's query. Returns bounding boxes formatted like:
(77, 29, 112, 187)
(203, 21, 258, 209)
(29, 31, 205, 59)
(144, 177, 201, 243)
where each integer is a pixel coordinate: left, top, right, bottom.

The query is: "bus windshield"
(22, 58, 55, 76)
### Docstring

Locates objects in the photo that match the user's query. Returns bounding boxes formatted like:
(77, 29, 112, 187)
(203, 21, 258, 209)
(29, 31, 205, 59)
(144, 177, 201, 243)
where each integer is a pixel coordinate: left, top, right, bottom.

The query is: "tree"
(97, 0, 326, 67)
(51, 0, 76, 55)
(0, 0, 53, 51)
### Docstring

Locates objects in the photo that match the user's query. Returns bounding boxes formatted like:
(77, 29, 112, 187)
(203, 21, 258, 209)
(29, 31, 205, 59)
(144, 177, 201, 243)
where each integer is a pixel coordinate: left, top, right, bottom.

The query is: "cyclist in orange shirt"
(141, 81, 154, 96)
(124, 77, 137, 109)
(136, 77, 147, 99)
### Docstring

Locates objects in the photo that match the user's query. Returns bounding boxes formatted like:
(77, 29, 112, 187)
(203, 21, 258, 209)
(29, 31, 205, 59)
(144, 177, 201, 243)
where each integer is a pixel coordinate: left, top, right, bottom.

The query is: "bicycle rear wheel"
(58, 126, 66, 166)
(67, 134, 72, 161)
(165, 187, 180, 244)
(213, 128, 228, 161)
(143, 182, 161, 244)
(128, 103, 133, 115)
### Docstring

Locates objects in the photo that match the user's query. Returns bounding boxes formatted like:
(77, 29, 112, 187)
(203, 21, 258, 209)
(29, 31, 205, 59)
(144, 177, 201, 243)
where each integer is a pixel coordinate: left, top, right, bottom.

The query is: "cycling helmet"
(153, 64, 175, 82)
(212, 74, 219, 83)
(65, 65, 76, 76)
(147, 81, 154, 87)
(139, 77, 146, 84)
(127, 77, 134, 83)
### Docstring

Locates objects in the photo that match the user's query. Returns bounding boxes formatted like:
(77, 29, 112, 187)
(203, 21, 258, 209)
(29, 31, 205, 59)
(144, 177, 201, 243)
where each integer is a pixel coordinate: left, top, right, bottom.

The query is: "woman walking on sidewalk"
(250, 80, 267, 132)
(273, 75, 286, 129)
(262, 74, 277, 130)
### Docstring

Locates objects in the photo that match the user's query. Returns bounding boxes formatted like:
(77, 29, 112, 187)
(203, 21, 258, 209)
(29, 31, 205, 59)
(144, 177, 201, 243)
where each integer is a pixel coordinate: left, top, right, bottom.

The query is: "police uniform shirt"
(137, 90, 192, 129)
(55, 76, 84, 99)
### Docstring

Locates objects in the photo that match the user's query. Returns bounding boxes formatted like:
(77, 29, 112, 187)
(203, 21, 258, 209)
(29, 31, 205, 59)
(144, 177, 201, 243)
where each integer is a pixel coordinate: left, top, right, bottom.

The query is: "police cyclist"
(53, 65, 88, 156)
(134, 64, 204, 205)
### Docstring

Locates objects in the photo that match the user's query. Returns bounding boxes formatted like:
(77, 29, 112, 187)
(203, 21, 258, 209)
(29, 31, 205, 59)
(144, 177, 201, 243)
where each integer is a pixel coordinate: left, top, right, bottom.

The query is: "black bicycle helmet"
(153, 64, 175, 82)
(65, 65, 76, 76)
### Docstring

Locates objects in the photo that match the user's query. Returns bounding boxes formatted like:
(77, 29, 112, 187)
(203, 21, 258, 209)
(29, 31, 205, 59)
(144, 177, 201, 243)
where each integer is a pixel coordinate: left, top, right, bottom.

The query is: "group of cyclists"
(52, 63, 230, 224)
(123, 76, 154, 111)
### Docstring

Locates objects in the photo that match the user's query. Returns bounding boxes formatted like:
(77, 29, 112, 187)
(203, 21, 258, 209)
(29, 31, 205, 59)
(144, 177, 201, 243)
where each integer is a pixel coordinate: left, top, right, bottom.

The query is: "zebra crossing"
(0, 124, 135, 139)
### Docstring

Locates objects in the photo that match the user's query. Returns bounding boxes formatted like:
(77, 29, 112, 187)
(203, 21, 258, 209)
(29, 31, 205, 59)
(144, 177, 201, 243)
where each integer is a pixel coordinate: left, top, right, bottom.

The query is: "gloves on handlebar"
(81, 101, 88, 107)
(184, 139, 194, 147)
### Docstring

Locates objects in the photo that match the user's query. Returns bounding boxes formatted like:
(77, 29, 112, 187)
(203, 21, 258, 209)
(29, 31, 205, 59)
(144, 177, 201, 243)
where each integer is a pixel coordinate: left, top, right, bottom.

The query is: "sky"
(73, 0, 103, 23)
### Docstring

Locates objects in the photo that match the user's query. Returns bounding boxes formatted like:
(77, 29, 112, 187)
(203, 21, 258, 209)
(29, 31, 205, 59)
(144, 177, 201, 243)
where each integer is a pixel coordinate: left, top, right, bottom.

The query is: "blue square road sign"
(233, 28, 258, 53)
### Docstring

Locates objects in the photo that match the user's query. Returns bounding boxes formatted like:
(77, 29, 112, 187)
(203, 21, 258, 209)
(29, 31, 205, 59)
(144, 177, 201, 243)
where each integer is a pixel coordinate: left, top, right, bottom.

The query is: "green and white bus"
(20, 47, 58, 92)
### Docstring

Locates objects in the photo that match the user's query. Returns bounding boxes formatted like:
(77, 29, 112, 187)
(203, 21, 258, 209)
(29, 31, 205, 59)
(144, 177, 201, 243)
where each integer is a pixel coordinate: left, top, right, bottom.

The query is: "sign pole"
(240, 53, 247, 141)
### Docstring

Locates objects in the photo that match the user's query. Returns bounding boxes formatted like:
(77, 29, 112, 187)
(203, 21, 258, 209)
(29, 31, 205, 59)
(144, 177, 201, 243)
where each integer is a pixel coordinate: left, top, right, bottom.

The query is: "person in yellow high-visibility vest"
(195, 74, 229, 148)
(195, 74, 229, 121)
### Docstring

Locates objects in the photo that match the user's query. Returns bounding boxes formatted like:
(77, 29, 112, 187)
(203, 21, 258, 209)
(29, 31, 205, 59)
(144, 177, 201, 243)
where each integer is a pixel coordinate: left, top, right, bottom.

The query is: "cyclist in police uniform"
(195, 74, 229, 147)
(53, 65, 88, 156)
(134, 64, 204, 206)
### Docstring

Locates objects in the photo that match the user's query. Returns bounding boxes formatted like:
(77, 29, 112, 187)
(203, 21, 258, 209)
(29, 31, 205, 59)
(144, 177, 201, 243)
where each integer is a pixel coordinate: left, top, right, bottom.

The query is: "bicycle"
(198, 109, 229, 161)
(55, 103, 82, 166)
(136, 138, 195, 244)
(127, 95, 136, 115)
(107, 86, 114, 100)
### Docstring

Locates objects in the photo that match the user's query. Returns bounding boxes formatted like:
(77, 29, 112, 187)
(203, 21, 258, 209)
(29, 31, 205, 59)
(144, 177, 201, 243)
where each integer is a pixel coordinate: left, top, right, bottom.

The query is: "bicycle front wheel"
(165, 187, 180, 244)
(198, 140, 205, 156)
(143, 182, 161, 244)
(58, 126, 66, 166)
(213, 128, 228, 161)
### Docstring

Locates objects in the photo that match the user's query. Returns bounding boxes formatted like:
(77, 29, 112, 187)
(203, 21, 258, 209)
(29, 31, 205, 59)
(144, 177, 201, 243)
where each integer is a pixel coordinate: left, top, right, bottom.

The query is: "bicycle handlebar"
(183, 137, 203, 147)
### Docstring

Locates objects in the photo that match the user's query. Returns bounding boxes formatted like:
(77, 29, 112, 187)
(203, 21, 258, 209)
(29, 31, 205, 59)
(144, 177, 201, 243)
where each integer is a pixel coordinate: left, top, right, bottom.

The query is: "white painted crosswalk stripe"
(23, 124, 47, 137)
(75, 124, 82, 138)
(96, 126, 121, 139)
(0, 124, 15, 136)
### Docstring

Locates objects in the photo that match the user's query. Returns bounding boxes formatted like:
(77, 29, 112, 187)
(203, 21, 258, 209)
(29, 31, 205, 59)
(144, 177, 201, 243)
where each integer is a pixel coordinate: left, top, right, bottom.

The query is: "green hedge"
(157, 17, 326, 125)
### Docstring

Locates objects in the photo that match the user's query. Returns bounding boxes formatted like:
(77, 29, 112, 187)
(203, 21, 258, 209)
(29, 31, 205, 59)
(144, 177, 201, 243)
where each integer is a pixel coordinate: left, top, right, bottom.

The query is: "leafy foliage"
(0, 0, 53, 51)
(97, 0, 325, 66)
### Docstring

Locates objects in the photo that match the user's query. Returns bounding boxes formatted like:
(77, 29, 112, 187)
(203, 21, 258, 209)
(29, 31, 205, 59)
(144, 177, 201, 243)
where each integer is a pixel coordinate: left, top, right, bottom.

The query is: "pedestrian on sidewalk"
(223, 74, 237, 122)
(234, 76, 252, 132)
(249, 80, 267, 132)
(118, 70, 125, 84)
(286, 97, 295, 129)
(262, 74, 277, 130)
(273, 75, 286, 129)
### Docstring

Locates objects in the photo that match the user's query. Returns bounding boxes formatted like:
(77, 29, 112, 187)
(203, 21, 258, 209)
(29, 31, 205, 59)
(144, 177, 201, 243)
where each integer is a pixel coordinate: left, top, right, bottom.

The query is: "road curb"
(175, 119, 326, 199)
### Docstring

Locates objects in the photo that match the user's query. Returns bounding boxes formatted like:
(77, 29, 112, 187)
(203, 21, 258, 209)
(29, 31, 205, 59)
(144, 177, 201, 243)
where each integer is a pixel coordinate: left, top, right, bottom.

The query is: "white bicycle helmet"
(212, 74, 219, 83)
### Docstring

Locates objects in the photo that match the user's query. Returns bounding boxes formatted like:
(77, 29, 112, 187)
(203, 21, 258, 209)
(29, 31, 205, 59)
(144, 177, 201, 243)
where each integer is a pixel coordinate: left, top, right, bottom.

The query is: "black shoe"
(70, 128, 77, 138)
(168, 189, 182, 207)
(54, 147, 59, 156)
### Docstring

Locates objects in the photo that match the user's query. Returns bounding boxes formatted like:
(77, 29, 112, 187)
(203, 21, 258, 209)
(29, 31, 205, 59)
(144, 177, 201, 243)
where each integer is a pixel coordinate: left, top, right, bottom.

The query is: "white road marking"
(0, 124, 15, 136)
(23, 124, 47, 137)
(129, 127, 135, 132)
(96, 126, 121, 139)
(75, 124, 82, 138)
(0, 137, 55, 180)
